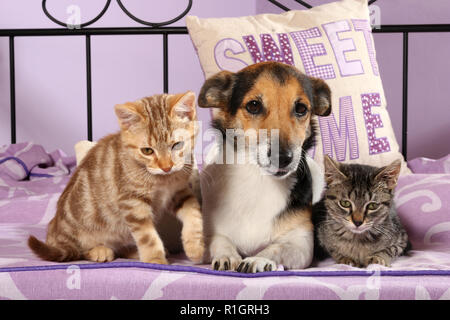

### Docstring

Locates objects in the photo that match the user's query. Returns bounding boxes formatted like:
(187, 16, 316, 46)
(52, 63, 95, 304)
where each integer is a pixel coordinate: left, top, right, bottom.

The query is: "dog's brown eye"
(140, 147, 154, 155)
(294, 102, 308, 117)
(245, 100, 262, 115)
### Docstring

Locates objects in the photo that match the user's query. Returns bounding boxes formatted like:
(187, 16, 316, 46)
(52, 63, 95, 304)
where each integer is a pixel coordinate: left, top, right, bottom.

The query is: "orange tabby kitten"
(28, 91, 205, 264)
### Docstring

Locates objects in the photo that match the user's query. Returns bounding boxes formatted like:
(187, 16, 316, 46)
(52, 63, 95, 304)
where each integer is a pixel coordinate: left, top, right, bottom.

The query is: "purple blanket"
(0, 142, 76, 181)
(1, 143, 450, 300)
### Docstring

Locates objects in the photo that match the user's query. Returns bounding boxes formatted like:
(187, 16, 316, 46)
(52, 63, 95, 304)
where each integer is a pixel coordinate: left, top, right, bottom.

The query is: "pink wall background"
(1, 0, 449, 161)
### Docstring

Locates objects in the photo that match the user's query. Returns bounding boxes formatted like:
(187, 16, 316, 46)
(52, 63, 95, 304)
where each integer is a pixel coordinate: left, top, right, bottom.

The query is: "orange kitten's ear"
(323, 155, 347, 186)
(374, 159, 402, 190)
(114, 102, 144, 130)
(170, 91, 196, 122)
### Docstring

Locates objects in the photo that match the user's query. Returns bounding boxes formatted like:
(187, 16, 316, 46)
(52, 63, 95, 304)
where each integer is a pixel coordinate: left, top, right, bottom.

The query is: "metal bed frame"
(0, 0, 449, 160)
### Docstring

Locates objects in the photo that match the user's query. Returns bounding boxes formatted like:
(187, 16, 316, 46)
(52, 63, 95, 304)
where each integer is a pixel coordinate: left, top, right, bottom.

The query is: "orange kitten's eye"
(140, 147, 154, 156)
(172, 141, 184, 151)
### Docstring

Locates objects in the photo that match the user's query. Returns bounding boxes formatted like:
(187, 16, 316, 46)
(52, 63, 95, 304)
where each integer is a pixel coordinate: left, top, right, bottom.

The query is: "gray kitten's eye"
(140, 147, 154, 155)
(172, 141, 184, 151)
(339, 200, 352, 208)
(367, 202, 380, 210)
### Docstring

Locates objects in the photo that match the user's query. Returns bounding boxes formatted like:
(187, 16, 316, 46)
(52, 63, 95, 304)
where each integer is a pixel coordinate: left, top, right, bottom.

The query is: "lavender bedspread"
(1, 143, 450, 300)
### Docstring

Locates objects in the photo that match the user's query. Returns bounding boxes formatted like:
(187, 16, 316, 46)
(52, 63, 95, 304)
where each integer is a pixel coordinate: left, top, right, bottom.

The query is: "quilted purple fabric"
(1, 146, 450, 299)
(0, 142, 76, 181)
(408, 154, 450, 174)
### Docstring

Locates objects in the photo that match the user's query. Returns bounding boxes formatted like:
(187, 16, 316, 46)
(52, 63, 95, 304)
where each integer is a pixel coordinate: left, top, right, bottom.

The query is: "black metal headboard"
(268, 0, 379, 10)
(1, 0, 450, 161)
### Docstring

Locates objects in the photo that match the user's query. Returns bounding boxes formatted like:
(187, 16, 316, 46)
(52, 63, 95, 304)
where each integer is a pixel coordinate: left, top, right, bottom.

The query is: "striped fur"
(28, 92, 205, 264)
(313, 156, 410, 267)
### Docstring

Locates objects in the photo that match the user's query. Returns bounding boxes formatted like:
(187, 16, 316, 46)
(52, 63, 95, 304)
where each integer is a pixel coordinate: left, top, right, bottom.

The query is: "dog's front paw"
(364, 255, 391, 267)
(212, 254, 242, 271)
(336, 256, 360, 267)
(237, 257, 277, 273)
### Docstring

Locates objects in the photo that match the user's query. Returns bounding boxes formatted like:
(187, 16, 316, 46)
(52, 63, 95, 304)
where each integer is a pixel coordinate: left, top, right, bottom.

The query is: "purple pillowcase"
(395, 173, 450, 250)
(408, 154, 450, 174)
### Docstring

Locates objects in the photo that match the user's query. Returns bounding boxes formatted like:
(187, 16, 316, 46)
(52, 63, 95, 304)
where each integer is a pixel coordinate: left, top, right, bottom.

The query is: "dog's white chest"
(201, 163, 294, 256)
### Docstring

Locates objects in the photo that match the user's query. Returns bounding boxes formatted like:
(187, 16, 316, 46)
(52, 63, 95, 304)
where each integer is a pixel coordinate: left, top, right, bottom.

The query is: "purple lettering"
(322, 20, 364, 77)
(318, 96, 359, 161)
(289, 28, 335, 79)
(361, 93, 391, 155)
(214, 38, 248, 72)
(352, 19, 379, 76)
(242, 33, 294, 65)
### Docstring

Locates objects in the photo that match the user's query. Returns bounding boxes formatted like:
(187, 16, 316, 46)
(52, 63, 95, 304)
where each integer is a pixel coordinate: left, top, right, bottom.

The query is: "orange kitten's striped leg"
(123, 203, 168, 265)
(176, 196, 205, 263)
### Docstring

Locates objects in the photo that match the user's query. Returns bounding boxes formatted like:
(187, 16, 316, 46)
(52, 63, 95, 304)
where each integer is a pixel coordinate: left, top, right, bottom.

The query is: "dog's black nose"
(279, 150, 293, 168)
(269, 148, 293, 169)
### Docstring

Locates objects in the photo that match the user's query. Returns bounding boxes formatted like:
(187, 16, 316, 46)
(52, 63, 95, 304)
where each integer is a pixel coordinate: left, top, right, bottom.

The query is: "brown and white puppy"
(198, 62, 332, 273)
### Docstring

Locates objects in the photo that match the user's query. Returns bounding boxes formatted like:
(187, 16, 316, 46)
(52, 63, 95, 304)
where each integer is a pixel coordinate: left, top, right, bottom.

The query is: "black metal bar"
(1, 24, 450, 38)
(0, 27, 189, 37)
(9, 36, 16, 144)
(402, 32, 409, 160)
(295, 0, 312, 9)
(372, 24, 450, 33)
(163, 33, 169, 93)
(294, 0, 312, 9)
(86, 35, 93, 141)
(267, 0, 290, 12)
(270, 0, 379, 10)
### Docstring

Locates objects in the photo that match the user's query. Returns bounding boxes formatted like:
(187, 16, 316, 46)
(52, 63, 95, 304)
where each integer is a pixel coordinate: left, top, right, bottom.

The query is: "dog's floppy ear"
(309, 77, 332, 116)
(198, 70, 235, 109)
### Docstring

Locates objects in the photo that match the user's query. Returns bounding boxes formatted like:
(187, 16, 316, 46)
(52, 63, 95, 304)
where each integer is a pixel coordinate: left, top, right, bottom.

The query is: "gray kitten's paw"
(212, 254, 242, 271)
(337, 256, 361, 268)
(365, 255, 391, 267)
(237, 257, 277, 273)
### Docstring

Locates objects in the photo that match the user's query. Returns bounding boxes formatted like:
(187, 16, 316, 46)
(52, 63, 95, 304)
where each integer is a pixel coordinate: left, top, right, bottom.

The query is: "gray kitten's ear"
(310, 76, 332, 116)
(323, 155, 347, 185)
(198, 71, 236, 109)
(374, 159, 402, 190)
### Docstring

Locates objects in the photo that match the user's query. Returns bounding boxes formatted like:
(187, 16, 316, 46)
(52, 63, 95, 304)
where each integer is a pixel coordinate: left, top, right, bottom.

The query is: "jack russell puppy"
(198, 62, 331, 273)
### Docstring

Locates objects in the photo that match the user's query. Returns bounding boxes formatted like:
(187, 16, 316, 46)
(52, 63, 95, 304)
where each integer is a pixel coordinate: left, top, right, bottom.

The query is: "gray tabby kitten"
(313, 155, 410, 267)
